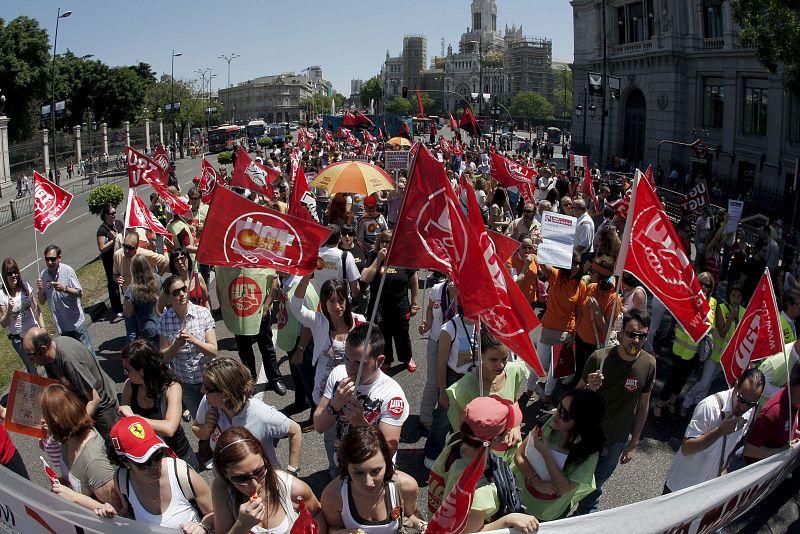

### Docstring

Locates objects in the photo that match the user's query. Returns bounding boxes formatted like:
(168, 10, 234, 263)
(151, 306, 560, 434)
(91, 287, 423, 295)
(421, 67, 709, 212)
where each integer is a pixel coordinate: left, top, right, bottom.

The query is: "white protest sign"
(536, 211, 577, 269)
(384, 150, 410, 171)
(726, 199, 744, 234)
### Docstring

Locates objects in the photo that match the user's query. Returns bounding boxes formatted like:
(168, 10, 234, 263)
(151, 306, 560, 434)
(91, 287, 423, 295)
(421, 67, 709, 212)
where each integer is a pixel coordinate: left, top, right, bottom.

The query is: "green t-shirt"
(215, 266, 274, 336)
(276, 278, 319, 352)
(447, 361, 527, 432)
(511, 417, 598, 521)
(581, 347, 656, 443)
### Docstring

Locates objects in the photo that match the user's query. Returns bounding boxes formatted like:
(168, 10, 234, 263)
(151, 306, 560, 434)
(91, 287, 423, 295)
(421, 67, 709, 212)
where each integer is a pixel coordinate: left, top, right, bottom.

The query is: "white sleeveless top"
(340, 479, 401, 534)
(250, 471, 297, 533)
(128, 458, 200, 528)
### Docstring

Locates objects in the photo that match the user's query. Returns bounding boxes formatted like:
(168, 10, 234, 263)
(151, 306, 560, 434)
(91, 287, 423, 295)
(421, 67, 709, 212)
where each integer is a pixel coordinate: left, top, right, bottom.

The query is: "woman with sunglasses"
(119, 340, 198, 471)
(508, 233, 539, 309)
(40, 384, 123, 513)
(100, 416, 213, 533)
(0, 257, 45, 373)
(158, 275, 218, 418)
(513, 389, 606, 521)
(96, 204, 124, 316)
(321, 425, 425, 534)
(212, 427, 323, 533)
(159, 247, 210, 312)
(654, 272, 717, 420)
(123, 255, 162, 345)
(531, 250, 587, 406)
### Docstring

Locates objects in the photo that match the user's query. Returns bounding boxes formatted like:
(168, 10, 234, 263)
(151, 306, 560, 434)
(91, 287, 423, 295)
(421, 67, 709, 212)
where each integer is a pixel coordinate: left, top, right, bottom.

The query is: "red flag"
(449, 112, 459, 131)
(150, 179, 191, 216)
(398, 120, 411, 140)
(385, 145, 494, 317)
(431, 119, 437, 136)
(488, 230, 521, 263)
(459, 105, 480, 137)
(426, 447, 487, 534)
(608, 189, 632, 219)
(643, 163, 655, 189)
(582, 163, 599, 214)
(33, 171, 73, 234)
(288, 151, 319, 222)
(363, 129, 377, 143)
(569, 154, 588, 178)
(489, 151, 537, 206)
(126, 146, 167, 188)
(153, 144, 171, 181)
(415, 89, 425, 117)
(196, 185, 331, 275)
(720, 270, 783, 385)
(452, 138, 464, 157)
(461, 175, 543, 374)
(323, 130, 335, 146)
(124, 189, 170, 237)
(439, 136, 452, 154)
(199, 159, 221, 204)
(230, 146, 279, 198)
(616, 169, 712, 342)
(680, 180, 711, 212)
(289, 497, 319, 534)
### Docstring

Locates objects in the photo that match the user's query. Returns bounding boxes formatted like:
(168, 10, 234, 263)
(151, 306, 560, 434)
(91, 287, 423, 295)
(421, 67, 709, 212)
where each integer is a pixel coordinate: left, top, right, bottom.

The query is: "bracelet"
(286, 465, 299, 475)
(297, 345, 307, 351)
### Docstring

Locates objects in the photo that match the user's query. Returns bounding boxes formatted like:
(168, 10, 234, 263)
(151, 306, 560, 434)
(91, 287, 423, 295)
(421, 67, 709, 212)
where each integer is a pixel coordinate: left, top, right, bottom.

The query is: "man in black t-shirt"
(740, 239, 768, 304)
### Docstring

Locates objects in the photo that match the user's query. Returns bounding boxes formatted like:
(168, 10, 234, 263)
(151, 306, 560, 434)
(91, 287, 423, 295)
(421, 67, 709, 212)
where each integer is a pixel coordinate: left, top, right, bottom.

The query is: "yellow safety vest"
(780, 315, 797, 344)
(710, 303, 745, 363)
(673, 297, 717, 360)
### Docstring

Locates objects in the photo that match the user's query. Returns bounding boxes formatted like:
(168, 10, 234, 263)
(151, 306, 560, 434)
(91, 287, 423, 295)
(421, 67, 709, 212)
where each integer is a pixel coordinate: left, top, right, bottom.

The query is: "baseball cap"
(110, 416, 171, 463)
(364, 196, 377, 208)
(462, 395, 523, 442)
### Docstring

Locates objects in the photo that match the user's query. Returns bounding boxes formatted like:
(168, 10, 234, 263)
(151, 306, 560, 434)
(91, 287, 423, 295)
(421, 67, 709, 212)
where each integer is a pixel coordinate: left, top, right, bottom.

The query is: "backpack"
(485, 451, 525, 517)
(116, 457, 198, 519)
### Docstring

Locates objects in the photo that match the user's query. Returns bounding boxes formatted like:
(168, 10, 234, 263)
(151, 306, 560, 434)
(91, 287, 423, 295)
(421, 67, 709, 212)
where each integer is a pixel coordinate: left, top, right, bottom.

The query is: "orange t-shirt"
(575, 283, 622, 343)
(541, 269, 586, 332)
(507, 255, 538, 304)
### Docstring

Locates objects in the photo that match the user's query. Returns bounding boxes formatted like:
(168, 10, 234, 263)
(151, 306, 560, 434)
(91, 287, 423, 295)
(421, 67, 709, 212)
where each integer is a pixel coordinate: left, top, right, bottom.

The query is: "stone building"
(219, 71, 332, 123)
(572, 0, 800, 214)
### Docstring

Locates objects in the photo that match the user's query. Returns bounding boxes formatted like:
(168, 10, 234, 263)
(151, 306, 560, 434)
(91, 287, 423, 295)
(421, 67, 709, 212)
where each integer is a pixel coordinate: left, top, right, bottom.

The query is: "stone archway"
(622, 89, 647, 165)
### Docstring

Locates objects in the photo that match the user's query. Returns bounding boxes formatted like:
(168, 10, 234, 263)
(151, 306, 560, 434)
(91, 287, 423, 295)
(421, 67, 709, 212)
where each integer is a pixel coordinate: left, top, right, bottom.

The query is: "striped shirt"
(157, 302, 215, 384)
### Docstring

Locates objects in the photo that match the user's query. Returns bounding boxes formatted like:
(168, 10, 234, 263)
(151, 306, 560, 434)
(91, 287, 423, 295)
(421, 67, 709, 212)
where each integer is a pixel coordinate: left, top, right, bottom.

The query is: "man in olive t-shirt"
(575, 310, 656, 514)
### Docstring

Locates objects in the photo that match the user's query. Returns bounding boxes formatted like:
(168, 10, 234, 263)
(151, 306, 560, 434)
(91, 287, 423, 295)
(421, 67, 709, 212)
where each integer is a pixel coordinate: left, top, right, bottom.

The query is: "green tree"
(359, 76, 383, 109)
(510, 91, 554, 127)
(553, 68, 573, 122)
(732, 0, 800, 96)
(0, 16, 50, 142)
(406, 91, 436, 116)
(332, 92, 346, 111)
(299, 93, 332, 116)
(384, 95, 412, 115)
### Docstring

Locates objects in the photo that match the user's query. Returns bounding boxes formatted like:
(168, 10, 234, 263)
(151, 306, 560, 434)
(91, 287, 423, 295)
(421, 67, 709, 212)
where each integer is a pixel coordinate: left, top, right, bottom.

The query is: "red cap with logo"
(110, 416, 172, 462)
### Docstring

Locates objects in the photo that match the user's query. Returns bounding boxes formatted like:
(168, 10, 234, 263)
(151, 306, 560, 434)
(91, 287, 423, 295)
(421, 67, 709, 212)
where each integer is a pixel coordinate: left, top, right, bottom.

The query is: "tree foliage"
(87, 183, 124, 216)
(510, 91, 554, 124)
(732, 0, 800, 96)
(384, 96, 412, 116)
(359, 76, 383, 109)
(0, 16, 50, 142)
(553, 68, 573, 119)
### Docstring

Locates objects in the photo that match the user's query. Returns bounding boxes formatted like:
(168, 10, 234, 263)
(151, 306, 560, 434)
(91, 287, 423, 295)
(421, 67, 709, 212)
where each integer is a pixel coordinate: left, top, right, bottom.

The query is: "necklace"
(263, 486, 270, 530)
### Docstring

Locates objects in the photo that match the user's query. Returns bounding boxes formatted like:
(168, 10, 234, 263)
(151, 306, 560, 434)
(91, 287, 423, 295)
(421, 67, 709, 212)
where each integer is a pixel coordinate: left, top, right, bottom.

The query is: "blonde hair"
(129, 255, 160, 303)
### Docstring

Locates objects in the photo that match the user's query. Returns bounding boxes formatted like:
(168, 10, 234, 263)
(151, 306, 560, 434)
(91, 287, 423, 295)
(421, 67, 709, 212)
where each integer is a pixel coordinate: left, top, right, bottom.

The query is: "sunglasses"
(228, 463, 267, 485)
(171, 285, 188, 297)
(557, 403, 572, 422)
(523, 210, 536, 214)
(624, 330, 647, 340)
(701, 283, 712, 290)
(202, 382, 220, 394)
(123, 244, 137, 251)
(45, 256, 59, 263)
(106, 212, 117, 217)
(6, 270, 19, 276)
(131, 449, 164, 469)
(341, 231, 355, 237)
(735, 392, 759, 408)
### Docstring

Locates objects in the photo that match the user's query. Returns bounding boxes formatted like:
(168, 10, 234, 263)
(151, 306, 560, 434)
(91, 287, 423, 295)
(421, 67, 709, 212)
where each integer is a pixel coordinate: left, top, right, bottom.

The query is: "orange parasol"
(310, 161, 395, 195)
(387, 136, 412, 147)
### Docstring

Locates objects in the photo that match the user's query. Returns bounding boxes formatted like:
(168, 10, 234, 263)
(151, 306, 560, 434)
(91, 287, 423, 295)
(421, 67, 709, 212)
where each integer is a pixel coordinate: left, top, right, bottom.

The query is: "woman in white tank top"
(320, 426, 426, 533)
(212, 427, 323, 534)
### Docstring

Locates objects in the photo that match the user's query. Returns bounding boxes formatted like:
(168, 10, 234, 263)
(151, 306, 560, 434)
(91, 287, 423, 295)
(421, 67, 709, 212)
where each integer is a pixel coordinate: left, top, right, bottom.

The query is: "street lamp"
(50, 8, 72, 185)
(170, 49, 182, 159)
(219, 53, 239, 123)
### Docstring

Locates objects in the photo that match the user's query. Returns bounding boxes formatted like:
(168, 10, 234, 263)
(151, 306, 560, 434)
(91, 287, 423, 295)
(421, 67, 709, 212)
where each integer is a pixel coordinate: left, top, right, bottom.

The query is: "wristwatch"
(326, 403, 340, 416)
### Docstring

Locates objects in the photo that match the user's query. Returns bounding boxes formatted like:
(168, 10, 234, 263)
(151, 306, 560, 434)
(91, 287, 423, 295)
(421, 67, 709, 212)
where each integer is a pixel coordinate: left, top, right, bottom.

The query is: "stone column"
(42, 129, 51, 177)
(101, 122, 108, 156)
(159, 121, 164, 145)
(0, 115, 10, 188)
(145, 119, 151, 152)
(123, 121, 131, 147)
(73, 124, 82, 164)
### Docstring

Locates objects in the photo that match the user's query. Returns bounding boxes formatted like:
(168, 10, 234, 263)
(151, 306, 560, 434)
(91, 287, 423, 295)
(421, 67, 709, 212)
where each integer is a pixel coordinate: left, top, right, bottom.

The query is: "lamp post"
(50, 8, 72, 185)
(195, 68, 212, 149)
(574, 88, 596, 156)
(599, 0, 609, 170)
(170, 49, 182, 160)
(219, 52, 239, 123)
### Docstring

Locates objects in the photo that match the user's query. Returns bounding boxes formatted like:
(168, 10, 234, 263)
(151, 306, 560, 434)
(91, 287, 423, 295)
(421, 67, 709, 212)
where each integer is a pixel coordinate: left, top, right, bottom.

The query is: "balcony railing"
(703, 37, 724, 51)
(611, 40, 653, 55)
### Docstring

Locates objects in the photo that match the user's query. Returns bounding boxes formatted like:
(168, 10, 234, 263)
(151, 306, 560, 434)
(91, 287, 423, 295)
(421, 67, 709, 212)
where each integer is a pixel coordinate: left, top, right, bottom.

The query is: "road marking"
(20, 259, 39, 273)
(65, 212, 92, 224)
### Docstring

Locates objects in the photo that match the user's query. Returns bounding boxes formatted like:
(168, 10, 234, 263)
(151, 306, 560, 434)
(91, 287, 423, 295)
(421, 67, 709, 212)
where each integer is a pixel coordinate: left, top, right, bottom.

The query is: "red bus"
(208, 124, 245, 153)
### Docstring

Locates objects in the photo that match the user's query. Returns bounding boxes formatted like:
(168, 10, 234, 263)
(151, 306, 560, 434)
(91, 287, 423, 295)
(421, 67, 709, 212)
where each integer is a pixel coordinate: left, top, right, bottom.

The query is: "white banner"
(725, 199, 744, 234)
(0, 467, 175, 533)
(384, 151, 410, 171)
(537, 212, 576, 269)
(483, 447, 800, 534)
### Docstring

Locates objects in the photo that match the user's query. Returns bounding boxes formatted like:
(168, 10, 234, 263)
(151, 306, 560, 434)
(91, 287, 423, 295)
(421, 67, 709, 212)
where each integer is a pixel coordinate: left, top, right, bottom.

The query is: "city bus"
(546, 127, 562, 144)
(246, 119, 267, 141)
(208, 124, 245, 153)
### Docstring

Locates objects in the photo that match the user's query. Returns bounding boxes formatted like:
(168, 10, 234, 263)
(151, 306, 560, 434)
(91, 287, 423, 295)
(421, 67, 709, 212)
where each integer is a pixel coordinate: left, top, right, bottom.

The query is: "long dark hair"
(169, 247, 194, 276)
(558, 389, 606, 468)
(121, 339, 178, 401)
(1, 258, 28, 296)
(338, 426, 394, 483)
(320, 279, 354, 330)
(557, 250, 582, 280)
(214, 427, 281, 506)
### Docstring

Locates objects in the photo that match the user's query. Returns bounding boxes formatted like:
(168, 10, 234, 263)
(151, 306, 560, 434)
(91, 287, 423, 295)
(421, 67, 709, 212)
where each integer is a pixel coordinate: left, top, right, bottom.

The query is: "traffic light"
(402, 86, 408, 98)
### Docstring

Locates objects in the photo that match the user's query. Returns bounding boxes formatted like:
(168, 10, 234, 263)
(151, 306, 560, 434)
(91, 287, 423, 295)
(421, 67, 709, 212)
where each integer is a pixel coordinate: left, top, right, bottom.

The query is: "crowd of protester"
(0, 123, 799, 533)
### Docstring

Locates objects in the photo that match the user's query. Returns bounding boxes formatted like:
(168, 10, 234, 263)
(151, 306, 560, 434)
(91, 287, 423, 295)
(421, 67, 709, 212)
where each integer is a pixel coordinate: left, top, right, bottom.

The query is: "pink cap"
(463, 395, 523, 442)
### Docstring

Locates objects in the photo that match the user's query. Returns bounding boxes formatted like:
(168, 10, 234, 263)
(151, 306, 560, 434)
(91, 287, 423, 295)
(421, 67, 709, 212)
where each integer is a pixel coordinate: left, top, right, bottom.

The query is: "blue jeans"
(62, 321, 96, 357)
(182, 381, 204, 420)
(10, 334, 36, 374)
(576, 439, 628, 514)
(423, 367, 463, 462)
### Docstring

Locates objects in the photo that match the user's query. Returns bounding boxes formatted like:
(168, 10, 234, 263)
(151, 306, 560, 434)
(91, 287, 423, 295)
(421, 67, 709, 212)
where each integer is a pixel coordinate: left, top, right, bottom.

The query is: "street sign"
(384, 151, 410, 171)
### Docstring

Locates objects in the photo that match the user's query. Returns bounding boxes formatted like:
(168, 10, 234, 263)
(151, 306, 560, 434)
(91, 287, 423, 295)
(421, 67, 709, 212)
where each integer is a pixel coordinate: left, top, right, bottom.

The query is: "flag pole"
(418, 269, 430, 332)
(770, 270, 794, 448)
(476, 317, 484, 398)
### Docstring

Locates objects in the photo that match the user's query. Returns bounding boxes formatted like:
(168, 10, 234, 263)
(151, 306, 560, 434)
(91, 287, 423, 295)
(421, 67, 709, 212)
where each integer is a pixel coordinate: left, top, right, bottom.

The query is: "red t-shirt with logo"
(0, 423, 16, 465)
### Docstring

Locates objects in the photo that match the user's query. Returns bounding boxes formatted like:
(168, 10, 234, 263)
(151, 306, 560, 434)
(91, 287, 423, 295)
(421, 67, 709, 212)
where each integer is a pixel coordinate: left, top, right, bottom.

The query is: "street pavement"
(2, 151, 798, 531)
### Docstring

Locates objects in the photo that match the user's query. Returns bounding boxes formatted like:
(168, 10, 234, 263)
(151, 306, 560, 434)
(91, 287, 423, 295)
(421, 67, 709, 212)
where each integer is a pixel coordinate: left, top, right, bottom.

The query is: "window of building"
(703, 0, 724, 38)
(473, 12, 481, 30)
(790, 96, 800, 142)
(616, 1, 654, 44)
(743, 80, 768, 136)
(702, 78, 724, 129)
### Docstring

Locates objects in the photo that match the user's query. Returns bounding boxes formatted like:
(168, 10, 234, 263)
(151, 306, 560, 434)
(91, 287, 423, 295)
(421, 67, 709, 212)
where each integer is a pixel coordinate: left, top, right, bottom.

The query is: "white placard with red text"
(537, 211, 577, 269)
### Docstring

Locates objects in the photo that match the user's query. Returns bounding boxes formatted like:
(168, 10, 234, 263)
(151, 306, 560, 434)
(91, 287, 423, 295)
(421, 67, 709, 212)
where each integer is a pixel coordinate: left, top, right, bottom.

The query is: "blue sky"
(5, 0, 574, 95)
